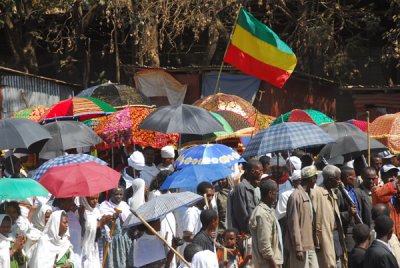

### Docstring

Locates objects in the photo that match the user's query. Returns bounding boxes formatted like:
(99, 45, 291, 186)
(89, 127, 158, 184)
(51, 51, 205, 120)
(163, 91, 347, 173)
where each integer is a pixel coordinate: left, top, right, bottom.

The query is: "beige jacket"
(249, 202, 283, 267)
(312, 185, 347, 268)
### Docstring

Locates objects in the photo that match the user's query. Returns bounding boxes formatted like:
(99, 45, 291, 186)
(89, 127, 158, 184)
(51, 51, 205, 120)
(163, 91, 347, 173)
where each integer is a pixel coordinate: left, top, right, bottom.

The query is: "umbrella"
(139, 104, 224, 135)
(320, 122, 365, 140)
(271, 109, 334, 126)
(0, 178, 49, 200)
(40, 121, 103, 155)
(39, 162, 120, 197)
(346, 119, 368, 132)
(95, 105, 179, 149)
(77, 82, 153, 108)
(33, 154, 108, 181)
(160, 164, 233, 190)
(0, 118, 52, 152)
(213, 110, 253, 131)
(12, 106, 49, 122)
(83, 116, 108, 130)
(39, 97, 116, 122)
(176, 144, 241, 168)
(242, 122, 334, 158)
(370, 113, 400, 154)
(123, 192, 202, 228)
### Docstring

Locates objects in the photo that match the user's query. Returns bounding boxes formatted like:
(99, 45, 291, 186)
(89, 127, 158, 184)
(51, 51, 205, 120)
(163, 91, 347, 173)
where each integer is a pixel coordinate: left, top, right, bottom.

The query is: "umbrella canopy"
(242, 122, 334, 158)
(77, 83, 153, 107)
(139, 104, 224, 135)
(12, 106, 49, 122)
(83, 116, 108, 130)
(346, 119, 368, 132)
(0, 178, 49, 200)
(39, 162, 120, 197)
(39, 97, 116, 122)
(271, 109, 334, 126)
(123, 192, 202, 228)
(95, 105, 179, 149)
(320, 122, 365, 140)
(214, 110, 253, 131)
(176, 144, 241, 168)
(40, 121, 103, 155)
(160, 164, 233, 190)
(33, 154, 107, 181)
(0, 118, 52, 152)
(370, 113, 400, 154)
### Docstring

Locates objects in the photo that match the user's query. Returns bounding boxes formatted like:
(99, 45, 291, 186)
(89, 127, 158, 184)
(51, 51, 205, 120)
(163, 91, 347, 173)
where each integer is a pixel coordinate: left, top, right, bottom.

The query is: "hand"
(100, 214, 113, 227)
(13, 235, 25, 251)
(350, 205, 358, 216)
(60, 264, 72, 268)
(226, 248, 236, 257)
(296, 251, 305, 261)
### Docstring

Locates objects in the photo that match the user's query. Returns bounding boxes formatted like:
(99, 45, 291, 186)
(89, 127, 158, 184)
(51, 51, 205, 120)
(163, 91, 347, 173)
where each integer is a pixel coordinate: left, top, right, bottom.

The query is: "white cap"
(161, 145, 175, 158)
(382, 164, 400, 173)
(128, 151, 145, 171)
(290, 170, 302, 181)
(380, 150, 395, 159)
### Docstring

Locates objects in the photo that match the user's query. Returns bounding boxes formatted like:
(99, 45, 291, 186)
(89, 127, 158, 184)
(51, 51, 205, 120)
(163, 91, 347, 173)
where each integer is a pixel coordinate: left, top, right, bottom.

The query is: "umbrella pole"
(367, 111, 370, 167)
(130, 209, 190, 267)
(102, 219, 117, 267)
(111, 147, 114, 169)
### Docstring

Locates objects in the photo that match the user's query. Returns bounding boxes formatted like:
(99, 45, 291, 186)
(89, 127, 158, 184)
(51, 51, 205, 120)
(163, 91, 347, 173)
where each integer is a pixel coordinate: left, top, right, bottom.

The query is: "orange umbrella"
(370, 113, 400, 153)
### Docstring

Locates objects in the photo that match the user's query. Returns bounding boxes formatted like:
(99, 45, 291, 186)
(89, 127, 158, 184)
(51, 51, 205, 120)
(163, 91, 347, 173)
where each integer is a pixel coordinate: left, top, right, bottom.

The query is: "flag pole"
(213, 5, 242, 95)
(367, 111, 370, 166)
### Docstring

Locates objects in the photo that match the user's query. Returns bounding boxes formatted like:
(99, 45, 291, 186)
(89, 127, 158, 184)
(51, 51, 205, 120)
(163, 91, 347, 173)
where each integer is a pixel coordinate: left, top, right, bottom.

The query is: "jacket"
(363, 239, 399, 268)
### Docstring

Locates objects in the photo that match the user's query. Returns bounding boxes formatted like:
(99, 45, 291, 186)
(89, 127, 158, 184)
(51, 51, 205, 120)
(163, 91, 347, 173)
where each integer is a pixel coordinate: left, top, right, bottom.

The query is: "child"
(217, 229, 251, 268)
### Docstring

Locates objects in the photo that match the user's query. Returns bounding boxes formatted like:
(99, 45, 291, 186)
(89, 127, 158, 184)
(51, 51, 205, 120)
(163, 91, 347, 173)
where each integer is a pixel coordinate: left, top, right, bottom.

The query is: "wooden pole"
(130, 209, 190, 267)
(102, 219, 117, 267)
(367, 111, 370, 166)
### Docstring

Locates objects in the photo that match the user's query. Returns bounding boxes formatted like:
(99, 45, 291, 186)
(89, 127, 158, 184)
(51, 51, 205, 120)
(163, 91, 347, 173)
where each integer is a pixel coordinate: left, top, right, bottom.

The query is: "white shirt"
(276, 189, 295, 220)
(182, 206, 202, 236)
(191, 250, 219, 268)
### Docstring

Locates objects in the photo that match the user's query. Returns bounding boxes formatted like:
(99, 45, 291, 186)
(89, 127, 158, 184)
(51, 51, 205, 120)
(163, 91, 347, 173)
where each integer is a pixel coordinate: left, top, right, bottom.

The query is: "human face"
(250, 164, 263, 187)
(143, 149, 155, 165)
(0, 218, 12, 237)
(111, 188, 124, 205)
(163, 158, 174, 166)
(362, 170, 377, 190)
(205, 188, 215, 208)
(6, 207, 19, 223)
(392, 156, 400, 167)
(59, 216, 69, 237)
(59, 198, 77, 212)
(224, 231, 237, 249)
(373, 157, 383, 172)
(309, 175, 317, 189)
(344, 170, 356, 187)
(44, 210, 52, 225)
(86, 195, 99, 208)
(325, 173, 340, 189)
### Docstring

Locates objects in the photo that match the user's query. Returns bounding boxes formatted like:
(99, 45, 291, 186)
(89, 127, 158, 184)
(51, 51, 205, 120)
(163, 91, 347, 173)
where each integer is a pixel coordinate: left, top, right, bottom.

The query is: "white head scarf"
(161, 146, 175, 158)
(287, 156, 302, 171)
(128, 151, 145, 171)
(32, 204, 53, 232)
(0, 215, 12, 268)
(128, 178, 146, 211)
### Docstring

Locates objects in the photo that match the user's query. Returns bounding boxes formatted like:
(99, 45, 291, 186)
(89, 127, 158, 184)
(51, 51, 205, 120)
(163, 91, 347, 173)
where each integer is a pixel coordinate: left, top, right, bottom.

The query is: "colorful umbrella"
(0, 178, 49, 200)
(83, 116, 108, 130)
(213, 110, 253, 131)
(370, 113, 400, 154)
(95, 105, 179, 149)
(39, 162, 120, 197)
(345, 119, 368, 132)
(271, 109, 334, 126)
(39, 97, 116, 122)
(12, 106, 49, 122)
(176, 144, 241, 168)
(33, 154, 107, 181)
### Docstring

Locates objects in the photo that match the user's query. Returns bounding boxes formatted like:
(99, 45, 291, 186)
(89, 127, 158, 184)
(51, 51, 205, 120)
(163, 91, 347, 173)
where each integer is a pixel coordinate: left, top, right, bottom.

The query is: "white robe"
(99, 200, 131, 222)
(191, 250, 219, 268)
(0, 215, 12, 268)
(141, 164, 160, 187)
(128, 179, 146, 211)
(67, 210, 82, 268)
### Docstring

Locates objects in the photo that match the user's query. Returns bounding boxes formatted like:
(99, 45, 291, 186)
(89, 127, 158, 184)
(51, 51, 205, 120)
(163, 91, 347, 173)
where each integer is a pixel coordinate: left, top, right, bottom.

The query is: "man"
(312, 165, 347, 268)
(285, 165, 318, 268)
(348, 224, 370, 268)
(158, 145, 175, 172)
(230, 159, 262, 234)
(276, 170, 301, 220)
(371, 154, 383, 182)
(259, 155, 271, 177)
(141, 146, 160, 187)
(355, 167, 376, 227)
(249, 179, 283, 268)
(363, 215, 399, 268)
(192, 209, 219, 252)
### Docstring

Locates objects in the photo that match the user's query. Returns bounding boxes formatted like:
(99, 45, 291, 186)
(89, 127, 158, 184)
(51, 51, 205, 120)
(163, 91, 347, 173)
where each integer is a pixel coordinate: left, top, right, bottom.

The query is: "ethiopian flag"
(224, 8, 297, 88)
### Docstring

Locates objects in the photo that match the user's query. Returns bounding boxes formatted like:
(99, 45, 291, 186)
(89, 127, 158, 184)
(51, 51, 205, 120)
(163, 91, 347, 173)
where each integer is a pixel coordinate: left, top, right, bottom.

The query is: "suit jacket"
(363, 239, 399, 268)
(348, 247, 366, 268)
(355, 184, 372, 227)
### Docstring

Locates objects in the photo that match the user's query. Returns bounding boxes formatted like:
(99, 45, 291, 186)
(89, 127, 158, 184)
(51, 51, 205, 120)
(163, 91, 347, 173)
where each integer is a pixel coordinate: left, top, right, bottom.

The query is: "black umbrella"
(0, 118, 52, 152)
(139, 104, 224, 135)
(320, 122, 364, 140)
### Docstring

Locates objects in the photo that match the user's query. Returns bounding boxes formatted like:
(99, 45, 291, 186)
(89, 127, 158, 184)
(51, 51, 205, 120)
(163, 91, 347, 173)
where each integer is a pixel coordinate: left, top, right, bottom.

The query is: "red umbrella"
(39, 162, 120, 197)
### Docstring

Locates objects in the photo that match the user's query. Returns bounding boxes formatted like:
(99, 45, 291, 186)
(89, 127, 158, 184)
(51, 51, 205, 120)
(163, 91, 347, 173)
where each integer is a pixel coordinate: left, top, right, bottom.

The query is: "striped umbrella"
(12, 106, 49, 122)
(271, 109, 334, 126)
(346, 119, 368, 132)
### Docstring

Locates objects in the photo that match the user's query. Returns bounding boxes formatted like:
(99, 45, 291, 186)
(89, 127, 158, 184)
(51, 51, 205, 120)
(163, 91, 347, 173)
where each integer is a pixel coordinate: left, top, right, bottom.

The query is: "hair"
(183, 243, 203, 262)
(322, 165, 341, 180)
(223, 228, 238, 237)
(196, 181, 214, 195)
(361, 167, 377, 180)
(150, 170, 172, 191)
(374, 215, 393, 238)
(200, 209, 218, 229)
(381, 168, 399, 183)
(60, 211, 68, 220)
(259, 179, 277, 199)
(372, 154, 382, 160)
(352, 224, 370, 244)
(259, 156, 271, 168)
(2, 155, 20, 171)
(0, 201, 21, 216)
(340, 167, 354, 180)
(292, 149, 306, 158)
(0, 215, 11, 225)
(371, 203, 390, 220)
(300, 154, 314, 169)
(245, 159, 262, 173)
(143, 146, 155, 152)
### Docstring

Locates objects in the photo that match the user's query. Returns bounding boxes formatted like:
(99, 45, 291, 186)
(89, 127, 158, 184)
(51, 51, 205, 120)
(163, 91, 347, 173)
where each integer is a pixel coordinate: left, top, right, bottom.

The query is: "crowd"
(1, 145, 400, 268)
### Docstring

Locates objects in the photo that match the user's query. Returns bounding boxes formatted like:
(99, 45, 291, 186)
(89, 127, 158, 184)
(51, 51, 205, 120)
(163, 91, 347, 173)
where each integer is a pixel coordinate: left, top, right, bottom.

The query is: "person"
(285, 165, 318, 268)
(3, 201, 31, 237)
(230, 159, 262, 234)
(312, 165, 347, 268)
(0, 214, 25, 268)
(24, 204, 52, 265)
(276, 170, 301, 220)
(371, 154, 383, 182)
(355, 167, 377, 227)
(2, 155, 23, 178)
(216, 178, 231, 237)
(123, 151, 147, 211)
(148, 170, 172, 200)
(158, 145, 175, 172)
(249, 179, 283, 268)
(99, 187, 133, 268)
(216, 229, 251, 268)
(363, 215, 399, 268)
(178, 243, 203, 268)
(192, 209, 218, 252)
(30, 210, 74, 268)
(141, 147, 160, 187)
(259, 155, 271, 177)
(191, 249, 219, 268)
(79, 195, 112, 268)
(348, 224, 370, 268)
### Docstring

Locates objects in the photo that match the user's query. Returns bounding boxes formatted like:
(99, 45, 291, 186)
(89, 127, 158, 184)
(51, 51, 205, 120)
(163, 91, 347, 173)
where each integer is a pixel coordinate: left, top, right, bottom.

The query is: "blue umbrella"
(160, 164, 233, 190)
(242, 122, 334, 158)
(176, 144, 241, 168)
(33, 154, 108, 181)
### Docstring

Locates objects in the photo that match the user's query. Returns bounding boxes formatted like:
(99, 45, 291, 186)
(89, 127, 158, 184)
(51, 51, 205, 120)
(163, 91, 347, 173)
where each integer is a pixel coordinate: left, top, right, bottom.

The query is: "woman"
(79, 195, 112, 268)
(30, 210, 74, 268)
(24, 204, 52, 265)
(3, 202, 30, 236)
(0, 214, 26, 268)
(100, 187, 133, 268)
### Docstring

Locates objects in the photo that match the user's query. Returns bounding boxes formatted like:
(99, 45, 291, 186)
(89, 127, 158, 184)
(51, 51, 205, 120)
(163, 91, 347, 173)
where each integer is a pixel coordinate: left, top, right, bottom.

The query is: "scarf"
(128, 178, 146, 211)
(122, 167, 136, 189)
(0, 215, 12, 268)
(99, 200, 131, 222)
(141, 164, 160, 187)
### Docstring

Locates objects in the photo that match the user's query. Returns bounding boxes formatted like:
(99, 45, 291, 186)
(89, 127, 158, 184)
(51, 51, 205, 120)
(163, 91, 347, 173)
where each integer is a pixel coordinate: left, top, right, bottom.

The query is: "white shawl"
(99, 200, 131, 222)
(0, 215, 12, 268)
(141, 164, 160, 187)
(30, 210, 73, 268)
(128, 178, 146, 211)
(79, 197, 101, 268)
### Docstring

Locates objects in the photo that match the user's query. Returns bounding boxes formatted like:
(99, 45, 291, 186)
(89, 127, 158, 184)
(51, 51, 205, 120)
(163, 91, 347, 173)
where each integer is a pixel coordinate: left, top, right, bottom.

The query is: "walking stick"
(102, 209, 121, 268)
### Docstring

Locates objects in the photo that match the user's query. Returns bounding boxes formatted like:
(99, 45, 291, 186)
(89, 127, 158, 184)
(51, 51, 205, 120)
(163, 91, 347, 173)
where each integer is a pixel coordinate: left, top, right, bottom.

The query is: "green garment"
(55, 250, 74, 268)
(10, 241, 26, 268)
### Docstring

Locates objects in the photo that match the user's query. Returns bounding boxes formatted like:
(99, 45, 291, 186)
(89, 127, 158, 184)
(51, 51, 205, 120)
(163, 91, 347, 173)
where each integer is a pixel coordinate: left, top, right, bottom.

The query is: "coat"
(312, 184, 347, 268)
(355, 184, 373, 227)
(363, 239, 399, 268)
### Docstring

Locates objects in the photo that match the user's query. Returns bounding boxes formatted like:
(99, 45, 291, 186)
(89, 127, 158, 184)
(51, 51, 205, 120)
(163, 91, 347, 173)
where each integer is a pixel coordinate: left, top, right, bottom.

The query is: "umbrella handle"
(130, 209, 191, 267)
(102, 219, 117, 268)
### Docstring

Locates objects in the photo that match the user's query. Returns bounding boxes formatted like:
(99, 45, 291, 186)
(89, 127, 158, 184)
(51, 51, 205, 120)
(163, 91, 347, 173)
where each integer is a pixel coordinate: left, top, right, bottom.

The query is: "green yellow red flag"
(223, 8, 297, 88)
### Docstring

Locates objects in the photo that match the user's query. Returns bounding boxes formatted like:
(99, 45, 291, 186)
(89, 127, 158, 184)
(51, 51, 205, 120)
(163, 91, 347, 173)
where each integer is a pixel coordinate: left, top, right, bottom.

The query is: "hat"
(381, 164, 400, 173)
(301, 165, 318, 179)
(343, 160, 354, 169)
(290, 170, 302, 181)
(380, 150, 395, 159)
(128, 151, 145, 171)
(161, 146, 175, 159)
(287, 156, 302, 170)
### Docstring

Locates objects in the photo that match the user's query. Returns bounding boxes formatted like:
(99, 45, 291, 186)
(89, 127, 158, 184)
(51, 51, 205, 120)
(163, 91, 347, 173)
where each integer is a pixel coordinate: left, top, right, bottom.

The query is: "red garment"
(263, 172, 289, 185)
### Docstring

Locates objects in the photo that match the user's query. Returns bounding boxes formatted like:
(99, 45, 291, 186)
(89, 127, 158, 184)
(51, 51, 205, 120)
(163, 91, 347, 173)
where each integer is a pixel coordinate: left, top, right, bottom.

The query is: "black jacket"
(363, 240, 399, 268)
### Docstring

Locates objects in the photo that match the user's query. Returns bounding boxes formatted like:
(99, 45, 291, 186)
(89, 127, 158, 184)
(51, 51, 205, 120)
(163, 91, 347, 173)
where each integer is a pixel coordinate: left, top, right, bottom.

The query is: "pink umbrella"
(346, 119, 368, 132)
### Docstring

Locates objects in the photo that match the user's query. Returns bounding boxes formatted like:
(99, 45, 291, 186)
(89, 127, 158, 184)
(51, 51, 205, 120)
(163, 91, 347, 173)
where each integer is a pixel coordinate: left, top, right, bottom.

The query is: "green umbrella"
(0, 178, 49, 200)
(271, 109, 334, 126)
